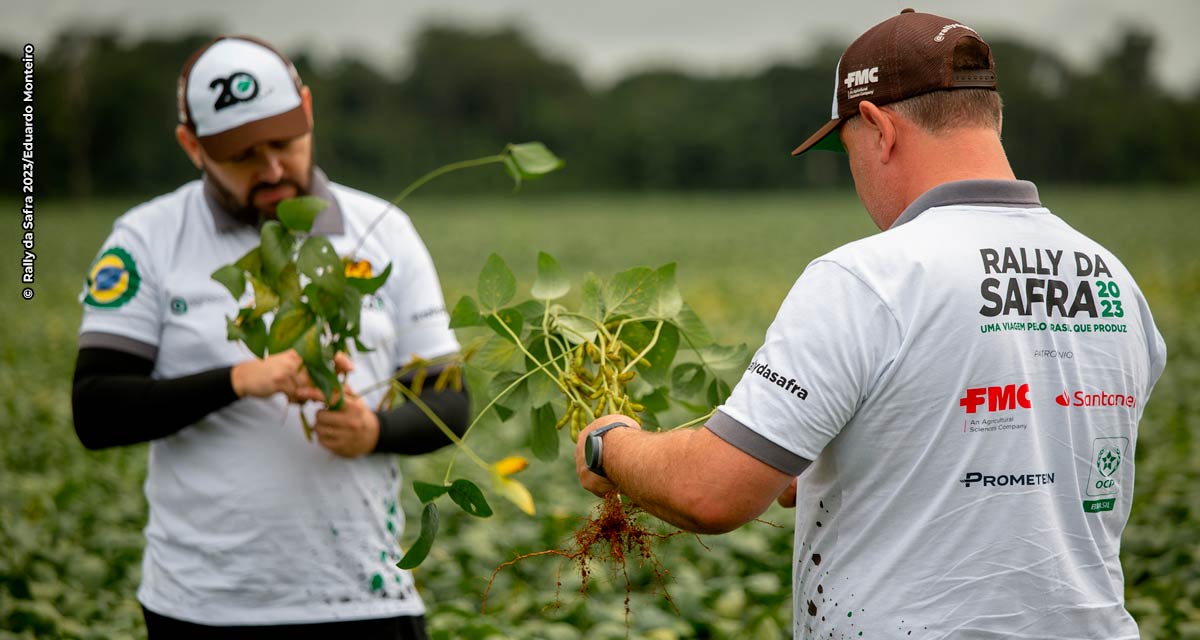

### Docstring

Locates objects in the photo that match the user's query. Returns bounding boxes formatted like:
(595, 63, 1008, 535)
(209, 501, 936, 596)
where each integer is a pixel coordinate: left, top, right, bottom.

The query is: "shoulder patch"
(85, 247, 141, 308)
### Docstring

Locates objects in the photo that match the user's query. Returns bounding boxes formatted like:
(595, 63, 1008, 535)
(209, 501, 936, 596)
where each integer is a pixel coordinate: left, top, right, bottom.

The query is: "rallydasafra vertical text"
(20, 43, 35, 301)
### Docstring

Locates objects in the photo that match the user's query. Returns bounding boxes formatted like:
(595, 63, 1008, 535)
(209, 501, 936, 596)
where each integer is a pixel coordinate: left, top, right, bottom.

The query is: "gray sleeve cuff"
(705, 410, 812, 476)
(78, 332, 158, 360)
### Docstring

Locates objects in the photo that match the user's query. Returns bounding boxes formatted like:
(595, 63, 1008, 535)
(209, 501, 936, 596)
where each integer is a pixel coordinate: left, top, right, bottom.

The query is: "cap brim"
(198, 105, 311, 161)
(790, 118, 845, 156)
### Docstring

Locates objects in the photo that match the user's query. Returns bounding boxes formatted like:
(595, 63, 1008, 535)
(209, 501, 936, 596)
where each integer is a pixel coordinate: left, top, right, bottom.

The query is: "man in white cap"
(575, 9, 1166, 638)
(72, 35, 466, 639)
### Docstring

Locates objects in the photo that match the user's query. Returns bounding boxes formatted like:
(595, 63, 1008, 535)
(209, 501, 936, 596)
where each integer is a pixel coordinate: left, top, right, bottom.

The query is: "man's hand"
(231, 351, 353, 403)
(776, 477, 799, 508)
(575, 414, 641, 497)
(311, 385, 380, 457)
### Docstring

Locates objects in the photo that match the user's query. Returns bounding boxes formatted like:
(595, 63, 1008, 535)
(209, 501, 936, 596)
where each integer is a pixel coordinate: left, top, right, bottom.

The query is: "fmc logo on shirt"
(959, 383, 1031, 414)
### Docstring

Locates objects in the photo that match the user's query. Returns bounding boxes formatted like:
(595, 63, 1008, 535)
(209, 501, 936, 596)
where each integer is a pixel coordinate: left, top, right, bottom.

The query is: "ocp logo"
(84, 247, 140, 308)
(1096, 446, 1121, 477)
(210, 71, 260, 111)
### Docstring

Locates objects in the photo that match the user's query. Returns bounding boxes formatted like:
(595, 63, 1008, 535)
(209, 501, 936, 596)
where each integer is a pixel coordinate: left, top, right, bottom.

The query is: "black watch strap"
(585, 422, 632, 478)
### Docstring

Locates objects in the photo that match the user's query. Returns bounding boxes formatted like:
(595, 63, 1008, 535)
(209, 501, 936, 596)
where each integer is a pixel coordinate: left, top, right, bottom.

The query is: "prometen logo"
(1055, 390, 1136, 408)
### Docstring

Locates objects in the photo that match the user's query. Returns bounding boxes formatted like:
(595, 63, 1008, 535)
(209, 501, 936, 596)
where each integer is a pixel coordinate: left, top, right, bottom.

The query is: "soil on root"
(482, 491, 683, 617)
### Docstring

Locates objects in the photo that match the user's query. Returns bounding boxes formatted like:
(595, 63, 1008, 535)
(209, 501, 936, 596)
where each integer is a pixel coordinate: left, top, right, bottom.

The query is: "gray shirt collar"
(890, 179, 1042, 229)
(206, 166, 344, 235)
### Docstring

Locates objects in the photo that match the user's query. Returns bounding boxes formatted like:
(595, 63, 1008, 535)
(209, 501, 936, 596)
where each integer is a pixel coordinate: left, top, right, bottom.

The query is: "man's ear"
(858, 101, 897, 164)
(175, 124, 204, 170)
(301, 86, 313, 129)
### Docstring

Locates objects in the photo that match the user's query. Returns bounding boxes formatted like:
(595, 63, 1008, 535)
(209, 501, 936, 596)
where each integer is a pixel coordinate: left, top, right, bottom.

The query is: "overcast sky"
(10, 0, 1200, 93)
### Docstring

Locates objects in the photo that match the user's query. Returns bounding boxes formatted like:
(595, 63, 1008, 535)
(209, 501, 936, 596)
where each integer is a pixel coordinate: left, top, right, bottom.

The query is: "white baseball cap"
(178, 36, 311, 161)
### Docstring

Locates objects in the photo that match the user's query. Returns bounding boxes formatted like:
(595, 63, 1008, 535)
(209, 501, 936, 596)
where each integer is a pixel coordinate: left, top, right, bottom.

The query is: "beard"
(203, 162, 314, 228)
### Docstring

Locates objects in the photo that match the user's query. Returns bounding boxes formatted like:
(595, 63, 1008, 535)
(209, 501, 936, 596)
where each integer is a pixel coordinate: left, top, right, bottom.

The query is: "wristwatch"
(584, 422, 631, 479)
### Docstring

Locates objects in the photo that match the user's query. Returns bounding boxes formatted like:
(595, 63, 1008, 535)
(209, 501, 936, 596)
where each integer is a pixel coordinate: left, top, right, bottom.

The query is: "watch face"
(585, 433, 601, 469)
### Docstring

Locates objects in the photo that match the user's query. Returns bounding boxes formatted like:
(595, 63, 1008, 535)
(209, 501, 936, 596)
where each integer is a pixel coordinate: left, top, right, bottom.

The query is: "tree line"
(4, 25, 1198, 199)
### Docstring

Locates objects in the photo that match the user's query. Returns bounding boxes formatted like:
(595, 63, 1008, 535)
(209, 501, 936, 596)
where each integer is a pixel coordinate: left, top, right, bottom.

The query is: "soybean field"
(1, 188, 1197, 639)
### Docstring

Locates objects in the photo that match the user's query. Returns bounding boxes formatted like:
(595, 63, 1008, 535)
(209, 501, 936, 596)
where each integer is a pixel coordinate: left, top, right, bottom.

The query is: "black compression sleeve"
(373, 370, 470, 455)
(71, 347, 240, 450)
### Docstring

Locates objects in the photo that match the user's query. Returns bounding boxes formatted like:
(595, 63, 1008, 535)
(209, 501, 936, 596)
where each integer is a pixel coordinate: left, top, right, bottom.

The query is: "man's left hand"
(312, 385, 379, 457)
(575, 415, 640, 497)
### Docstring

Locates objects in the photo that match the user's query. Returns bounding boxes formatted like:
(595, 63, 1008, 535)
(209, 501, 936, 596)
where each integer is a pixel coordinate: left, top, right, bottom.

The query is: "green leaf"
(673, 303, 713, 349)
(211, 264, 246, 300)
(397, 502, 439, 569)
(472, 335, 524, 372)
(531, 404, 560, 462)
(227, 312, 268, 358)
(248, 275, 280, 320)
(506, 142, 565, 178)
(449, 296, 484, 329)
(276, 263, 302, 303)
(707, 377, 733, 406)
(494, 404, 514, 422)
(347, 262, 392, 295)
(671, 362, 707, 397)
(650, 263, 683, 319)
(276, 196, 327, 233)
(297, 236, 344, 293)
(448, 479, 493, 518)
(556, 275, 602, 344)
(514, 299, 546, 323)
(488, 371, 529, 414)
(477, 253, 516, 310)
(622, 321, 679, 383)
(531, 252, 569, 300)
(636, 386, 671, 413)
(234, 247, 262, 277)
(267, 302, 313, 354)
(486, 308, 524, 344)
(259, 221, 293, 286)
(524, 333, 565, 407)
(604, 267, 658, 319)
(580, 274, 604, 319)
(502, 155, 522, 190)
(413, 481, 450, 504)
(295, 323, 339, 405)
(304, 282, 340, 319)
(334, 287, 363, 340)
(697, 343, 750, 371)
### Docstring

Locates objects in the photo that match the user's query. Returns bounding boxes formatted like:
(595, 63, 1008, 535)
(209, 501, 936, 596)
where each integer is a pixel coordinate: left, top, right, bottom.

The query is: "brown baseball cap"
(178, 36, 311, 161)
(791, 8, 997, 156)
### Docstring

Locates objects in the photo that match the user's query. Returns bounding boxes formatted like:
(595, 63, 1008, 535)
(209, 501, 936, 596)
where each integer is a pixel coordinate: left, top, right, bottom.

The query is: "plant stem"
(668, 408, 717, 432)
(351, 154, 506, 257)
(621, 320, 663, 375)
(392, 383, 490, 471)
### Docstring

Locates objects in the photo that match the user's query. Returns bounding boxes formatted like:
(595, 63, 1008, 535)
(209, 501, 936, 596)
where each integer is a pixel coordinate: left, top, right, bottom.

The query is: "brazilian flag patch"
(85, 247, 141, 308)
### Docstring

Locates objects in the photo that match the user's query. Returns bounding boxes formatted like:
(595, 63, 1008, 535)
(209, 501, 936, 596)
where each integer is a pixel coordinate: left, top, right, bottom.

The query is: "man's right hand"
(230, 350, 307, 400)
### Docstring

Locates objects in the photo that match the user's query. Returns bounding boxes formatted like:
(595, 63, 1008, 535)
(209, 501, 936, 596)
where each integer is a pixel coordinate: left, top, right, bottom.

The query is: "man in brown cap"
(73, 36, 468, 639)
(576, 9, 1166, 637)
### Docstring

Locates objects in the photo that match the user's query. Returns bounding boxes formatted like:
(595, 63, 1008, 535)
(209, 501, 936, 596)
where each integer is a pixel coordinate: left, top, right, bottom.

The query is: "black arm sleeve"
(71, 347, 240, 450)
(373, 366, 470, 456)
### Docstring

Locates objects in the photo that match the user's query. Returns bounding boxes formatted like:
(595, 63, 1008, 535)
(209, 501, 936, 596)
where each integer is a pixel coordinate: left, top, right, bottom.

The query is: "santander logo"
(1056, 390, 1136, 408)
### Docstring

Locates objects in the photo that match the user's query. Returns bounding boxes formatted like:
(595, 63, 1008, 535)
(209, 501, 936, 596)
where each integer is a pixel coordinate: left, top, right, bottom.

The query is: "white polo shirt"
(78, 169, 459, 625)
(711, 180, 1166, 639)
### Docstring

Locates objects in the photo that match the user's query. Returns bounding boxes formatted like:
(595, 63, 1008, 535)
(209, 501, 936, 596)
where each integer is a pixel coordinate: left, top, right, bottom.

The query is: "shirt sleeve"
(716, 259, 902, 463)
(386, 223, 460, 363)
(77, 219, 163, 358)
